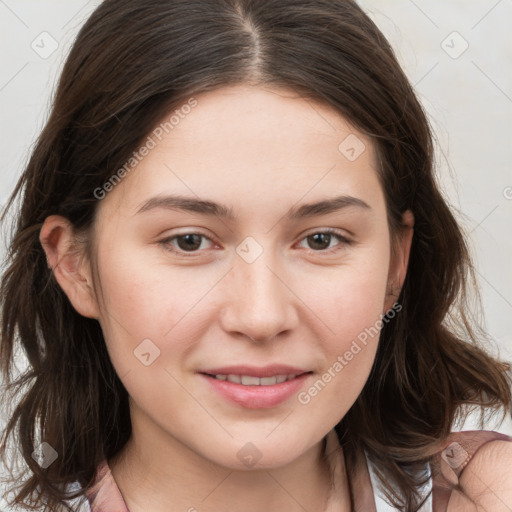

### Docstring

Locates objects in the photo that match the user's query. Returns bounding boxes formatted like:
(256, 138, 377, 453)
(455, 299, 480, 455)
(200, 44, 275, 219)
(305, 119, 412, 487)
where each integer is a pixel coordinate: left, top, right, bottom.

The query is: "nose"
(218, 245, 299, 343)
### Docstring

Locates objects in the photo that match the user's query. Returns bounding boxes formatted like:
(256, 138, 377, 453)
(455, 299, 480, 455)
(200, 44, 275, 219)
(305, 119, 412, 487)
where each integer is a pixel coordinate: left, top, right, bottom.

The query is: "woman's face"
(79, 84, 411, 469)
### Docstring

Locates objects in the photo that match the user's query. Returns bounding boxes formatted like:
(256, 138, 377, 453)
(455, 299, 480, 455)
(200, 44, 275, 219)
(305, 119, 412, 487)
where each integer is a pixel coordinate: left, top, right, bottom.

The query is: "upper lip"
(199, 364, 311, 378)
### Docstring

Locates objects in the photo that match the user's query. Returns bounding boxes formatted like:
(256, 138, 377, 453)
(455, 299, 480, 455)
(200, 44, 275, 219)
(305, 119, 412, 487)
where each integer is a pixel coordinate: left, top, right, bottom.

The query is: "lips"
(211, 374, 299, 386)
(198, 364, 313, 408)
(199, 364, 310, 378)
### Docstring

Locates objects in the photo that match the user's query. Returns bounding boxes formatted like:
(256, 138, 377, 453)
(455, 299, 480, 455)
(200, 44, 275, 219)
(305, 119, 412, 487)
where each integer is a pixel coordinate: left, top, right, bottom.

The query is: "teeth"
(214, 374, 299, 386)
(241, 375, 260, 385)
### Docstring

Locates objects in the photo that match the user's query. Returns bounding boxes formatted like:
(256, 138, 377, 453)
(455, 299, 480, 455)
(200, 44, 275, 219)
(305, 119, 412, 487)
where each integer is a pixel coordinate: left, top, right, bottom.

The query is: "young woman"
(1, 1, 511, 511)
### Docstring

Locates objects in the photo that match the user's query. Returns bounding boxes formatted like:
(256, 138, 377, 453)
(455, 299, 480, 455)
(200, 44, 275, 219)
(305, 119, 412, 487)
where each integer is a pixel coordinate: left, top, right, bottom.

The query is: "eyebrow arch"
(135, 194, 371, 221)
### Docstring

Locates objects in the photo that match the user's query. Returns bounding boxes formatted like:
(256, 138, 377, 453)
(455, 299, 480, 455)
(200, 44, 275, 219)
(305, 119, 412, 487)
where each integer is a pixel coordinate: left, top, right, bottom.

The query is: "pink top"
(84, 429, 511, 511)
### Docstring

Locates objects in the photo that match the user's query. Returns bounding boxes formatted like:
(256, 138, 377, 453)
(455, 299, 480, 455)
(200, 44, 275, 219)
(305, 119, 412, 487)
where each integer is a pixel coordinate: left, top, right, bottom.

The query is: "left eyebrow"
(135, 194, 371, 220)
(288, 195, 371, 219)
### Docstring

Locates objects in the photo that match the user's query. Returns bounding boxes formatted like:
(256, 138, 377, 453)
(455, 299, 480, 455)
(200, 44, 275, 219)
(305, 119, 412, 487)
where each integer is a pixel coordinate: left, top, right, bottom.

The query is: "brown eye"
(175, 234, 203, 252)
(298, 229, 352, 254)
(306, 233, 333, 251)
(159, 233, 215, 256)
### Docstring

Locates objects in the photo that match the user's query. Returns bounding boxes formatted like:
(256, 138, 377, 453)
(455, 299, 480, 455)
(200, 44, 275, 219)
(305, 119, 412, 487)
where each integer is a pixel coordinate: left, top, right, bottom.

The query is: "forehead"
(160, 84, 370, 161)
(98, 84, 384, 219)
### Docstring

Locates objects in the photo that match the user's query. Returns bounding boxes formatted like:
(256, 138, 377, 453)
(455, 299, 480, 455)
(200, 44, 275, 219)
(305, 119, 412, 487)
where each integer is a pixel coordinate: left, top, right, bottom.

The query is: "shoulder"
(444, 431, 512, 511)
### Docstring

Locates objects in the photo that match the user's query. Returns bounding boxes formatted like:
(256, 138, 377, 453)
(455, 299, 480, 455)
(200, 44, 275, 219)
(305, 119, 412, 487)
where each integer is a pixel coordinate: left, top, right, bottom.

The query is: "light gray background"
(1, 0, 511, 505)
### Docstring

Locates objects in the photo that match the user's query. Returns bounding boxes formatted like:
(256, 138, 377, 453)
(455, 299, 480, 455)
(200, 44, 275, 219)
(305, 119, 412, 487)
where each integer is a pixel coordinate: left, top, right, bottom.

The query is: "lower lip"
(200, 373, 311, 409)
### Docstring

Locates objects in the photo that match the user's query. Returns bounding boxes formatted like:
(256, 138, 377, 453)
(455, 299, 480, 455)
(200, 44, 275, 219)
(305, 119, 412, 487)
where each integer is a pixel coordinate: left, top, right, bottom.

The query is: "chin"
(201, 436, 310, 472)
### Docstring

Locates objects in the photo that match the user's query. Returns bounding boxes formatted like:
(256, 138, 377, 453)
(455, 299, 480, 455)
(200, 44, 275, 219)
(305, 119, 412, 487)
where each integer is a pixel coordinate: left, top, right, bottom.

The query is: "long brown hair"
(1, 1, 510, 510)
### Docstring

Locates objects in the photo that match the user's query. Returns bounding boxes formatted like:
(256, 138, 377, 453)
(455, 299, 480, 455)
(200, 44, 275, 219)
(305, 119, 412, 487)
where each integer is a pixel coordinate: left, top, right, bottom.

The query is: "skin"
(452, 441, 512, 511)
(40, 83, 418, 511)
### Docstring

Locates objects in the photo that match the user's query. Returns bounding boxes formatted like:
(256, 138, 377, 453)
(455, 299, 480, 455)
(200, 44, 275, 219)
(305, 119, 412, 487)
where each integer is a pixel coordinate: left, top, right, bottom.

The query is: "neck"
(109, 407, 350, 512)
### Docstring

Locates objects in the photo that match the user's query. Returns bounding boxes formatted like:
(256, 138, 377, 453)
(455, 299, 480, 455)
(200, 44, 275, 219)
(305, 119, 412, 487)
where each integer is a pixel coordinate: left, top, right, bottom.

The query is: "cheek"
(305, 241, 390, 344)
(295, 247, 390, 408)
(92, 243, 206, 369)
(324, 266, 388, 345)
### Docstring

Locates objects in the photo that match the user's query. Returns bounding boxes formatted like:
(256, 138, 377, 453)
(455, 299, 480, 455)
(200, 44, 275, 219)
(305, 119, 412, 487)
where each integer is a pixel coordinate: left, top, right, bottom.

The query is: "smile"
(200, 372, 313, 409)
(206, 373, 303, 386)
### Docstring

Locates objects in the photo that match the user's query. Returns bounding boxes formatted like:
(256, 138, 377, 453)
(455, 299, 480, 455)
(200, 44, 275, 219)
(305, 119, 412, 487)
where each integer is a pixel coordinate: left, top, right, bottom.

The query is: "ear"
(39, 215, 99, 319)
(384, 209, 414, 312)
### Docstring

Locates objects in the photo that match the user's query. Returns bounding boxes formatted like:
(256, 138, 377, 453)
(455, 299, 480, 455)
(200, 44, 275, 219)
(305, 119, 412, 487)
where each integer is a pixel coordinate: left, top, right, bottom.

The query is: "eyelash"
(158, 229, 352, 258)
